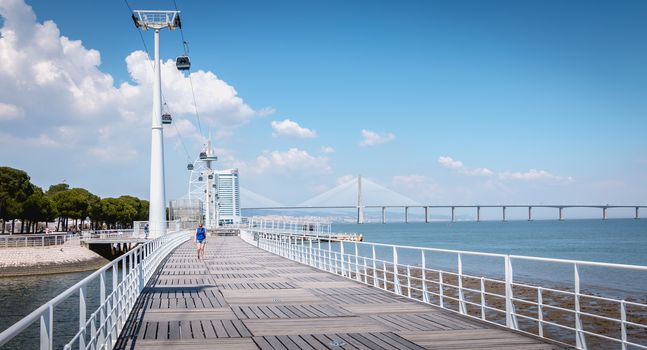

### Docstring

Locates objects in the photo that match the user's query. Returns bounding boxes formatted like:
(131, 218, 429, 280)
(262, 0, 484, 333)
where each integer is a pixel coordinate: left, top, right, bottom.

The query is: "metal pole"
(149, 28, 166, 237)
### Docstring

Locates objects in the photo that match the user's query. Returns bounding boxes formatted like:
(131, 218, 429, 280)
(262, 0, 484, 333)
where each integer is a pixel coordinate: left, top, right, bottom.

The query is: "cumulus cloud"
(251, 148, 331, 174)
(438, 156, 493, 176)
(271, 119, 317, 138)
(336, 174, 355, 186)
(499, 169, 574, 184)
(359, 129, 395, 147)
(320, 146, 335, 154)
(0, 102, 24, 120)
(438, 156, 463, 169)
(0, 0, 268, 168)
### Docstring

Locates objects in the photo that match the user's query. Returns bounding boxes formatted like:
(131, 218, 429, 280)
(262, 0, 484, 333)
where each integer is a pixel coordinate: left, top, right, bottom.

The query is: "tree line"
(0, 166, 149, 234)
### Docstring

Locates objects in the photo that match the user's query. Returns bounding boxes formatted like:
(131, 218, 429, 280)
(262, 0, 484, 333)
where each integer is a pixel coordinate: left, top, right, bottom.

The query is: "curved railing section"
(0, 230, 191, 350)
(242, 224, 647, 350)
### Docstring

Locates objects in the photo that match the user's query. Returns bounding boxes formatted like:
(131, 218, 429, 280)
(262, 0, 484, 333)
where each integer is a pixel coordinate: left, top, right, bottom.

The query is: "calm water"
(333, 219, 647, 296)
(334, 219, 647, 265)
(1, 219, 646, 348)
(0, 270, 112, 349)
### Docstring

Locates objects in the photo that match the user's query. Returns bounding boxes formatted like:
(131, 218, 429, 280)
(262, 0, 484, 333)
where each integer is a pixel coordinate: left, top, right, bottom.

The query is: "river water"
(333, 219, 647, 297)
(1, 218, 646, 348)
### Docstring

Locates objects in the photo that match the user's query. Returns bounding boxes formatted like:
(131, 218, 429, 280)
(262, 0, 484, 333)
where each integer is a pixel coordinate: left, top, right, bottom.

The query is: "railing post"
(480, 277, 486, 320)
(39, 304, 53, 350)
(363, 257, 368, 284)
(90, 314, 97, 350)
(439, 271, 444, 308)
(340, 242, 345, 277)
(421, 250, 429, 303)
(138, 248, 145, 291)
(354, 243, 360, 281)
(79, 286, 87, 350)
(504, 256, 518, 329)
(393, 246, 401, 294)
(458, 253, 466, 314)
(621, 300, 627, 350)
(574, 264, 587, 349)
(538, 287, 544, 338)
(382, 261, 388, 290)
(372, 245, 378, 288)
(99, 271, 106, 346)
(406, 265, 412, 298)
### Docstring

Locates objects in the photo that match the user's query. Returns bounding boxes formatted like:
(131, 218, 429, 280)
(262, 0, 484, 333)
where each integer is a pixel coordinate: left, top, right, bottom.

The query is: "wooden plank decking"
(114, 236, 565, 350)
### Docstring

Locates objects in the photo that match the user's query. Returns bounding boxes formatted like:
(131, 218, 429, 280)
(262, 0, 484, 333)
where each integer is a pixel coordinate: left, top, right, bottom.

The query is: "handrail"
(0, 233, 77, 248)
(243, 223, 647, 350)
(0, 230, 191, 350)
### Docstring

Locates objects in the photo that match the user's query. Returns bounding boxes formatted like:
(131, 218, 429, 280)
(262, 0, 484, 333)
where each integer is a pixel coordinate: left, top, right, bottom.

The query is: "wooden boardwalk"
(114, 236, 565, 350)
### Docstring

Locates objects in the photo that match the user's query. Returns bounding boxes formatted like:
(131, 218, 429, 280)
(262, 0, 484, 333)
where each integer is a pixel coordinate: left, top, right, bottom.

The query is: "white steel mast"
(132, 10, 181, 237)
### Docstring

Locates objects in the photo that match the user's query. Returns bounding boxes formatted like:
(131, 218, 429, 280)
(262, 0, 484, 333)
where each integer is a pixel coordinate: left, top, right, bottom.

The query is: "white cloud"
(462, 167, 494, 176)
(336, 174, 355, 186)
(251, 148, 331, 175)
(88, 146, 138, 163)
(320, 146, 335, 154)
(499, 169, 574, 184)
(359, 129, 395, 147)
(392, 175, 442, 199)
(270, 119, 317, 138)
(0, 131, 61, 148)
(438, 156, 463, 169)
(0, 102, 24, 120)
(438, 156, 493, 176)
(0, 0, 268, 169)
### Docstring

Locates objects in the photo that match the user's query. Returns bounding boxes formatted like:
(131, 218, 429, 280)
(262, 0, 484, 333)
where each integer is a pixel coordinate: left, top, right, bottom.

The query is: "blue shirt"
(196, 227, 206, 240)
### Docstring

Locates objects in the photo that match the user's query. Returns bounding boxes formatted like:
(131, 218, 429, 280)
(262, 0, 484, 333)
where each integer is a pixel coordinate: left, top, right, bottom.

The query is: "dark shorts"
(197, 239, 205, 244)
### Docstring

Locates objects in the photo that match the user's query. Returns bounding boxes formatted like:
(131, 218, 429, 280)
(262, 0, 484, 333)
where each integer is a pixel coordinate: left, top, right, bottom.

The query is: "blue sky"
(0, 0, 646, 215)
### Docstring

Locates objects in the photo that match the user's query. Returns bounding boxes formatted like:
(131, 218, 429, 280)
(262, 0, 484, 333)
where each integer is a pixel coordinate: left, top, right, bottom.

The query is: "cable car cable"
(172, 0, 205, 139)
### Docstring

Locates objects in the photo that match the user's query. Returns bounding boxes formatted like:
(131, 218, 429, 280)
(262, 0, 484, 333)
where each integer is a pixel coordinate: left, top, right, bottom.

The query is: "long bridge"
(243, 204, 645, 223)
(2, 220, 646, 349)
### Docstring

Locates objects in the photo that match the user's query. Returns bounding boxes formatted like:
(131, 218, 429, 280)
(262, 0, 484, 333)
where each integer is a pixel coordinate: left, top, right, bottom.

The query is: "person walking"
(195, 223, 206, 260)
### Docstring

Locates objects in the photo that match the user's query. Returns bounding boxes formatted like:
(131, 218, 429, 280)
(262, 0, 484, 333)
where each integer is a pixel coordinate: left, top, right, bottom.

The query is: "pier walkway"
(114, 236, 562, 350)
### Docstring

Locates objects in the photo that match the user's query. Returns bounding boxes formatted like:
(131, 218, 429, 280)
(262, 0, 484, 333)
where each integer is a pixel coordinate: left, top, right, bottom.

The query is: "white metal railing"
(0, 230, 191, 350)
(242, 226, 647, 350)
(248, 217, 334, 238)
(0, 233, 78, 248)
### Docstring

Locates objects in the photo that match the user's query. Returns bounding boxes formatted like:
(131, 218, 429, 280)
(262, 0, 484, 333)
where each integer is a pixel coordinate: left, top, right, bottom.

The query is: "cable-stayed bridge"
(242, 176, 645, 223)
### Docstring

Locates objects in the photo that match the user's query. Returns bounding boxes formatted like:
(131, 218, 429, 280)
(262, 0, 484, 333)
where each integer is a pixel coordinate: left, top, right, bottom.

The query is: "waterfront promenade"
(114, 236, 562, 350)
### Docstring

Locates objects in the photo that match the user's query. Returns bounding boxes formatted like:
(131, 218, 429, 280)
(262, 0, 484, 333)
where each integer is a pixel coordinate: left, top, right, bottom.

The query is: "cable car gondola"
(176, 56, 190, 71)
(162, 113, 172, 124)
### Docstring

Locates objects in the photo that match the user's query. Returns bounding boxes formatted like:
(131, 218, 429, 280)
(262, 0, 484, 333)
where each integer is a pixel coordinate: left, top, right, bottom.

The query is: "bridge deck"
(115, 236, 563, 350)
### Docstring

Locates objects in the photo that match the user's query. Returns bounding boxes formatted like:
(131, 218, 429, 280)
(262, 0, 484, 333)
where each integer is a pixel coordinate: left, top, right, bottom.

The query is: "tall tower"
(132, 10, 181, 237)
(357, 175, 365, 224)
(201, 140, 219, 229)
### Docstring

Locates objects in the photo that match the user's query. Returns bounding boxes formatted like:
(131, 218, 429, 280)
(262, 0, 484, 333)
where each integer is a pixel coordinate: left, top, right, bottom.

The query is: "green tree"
(99, 197, 137, 228)
(0, 167, 34, 234)
(51, 188, 99, 231)
(22, 187, 57, 233)
(47, 183, 69, 196)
